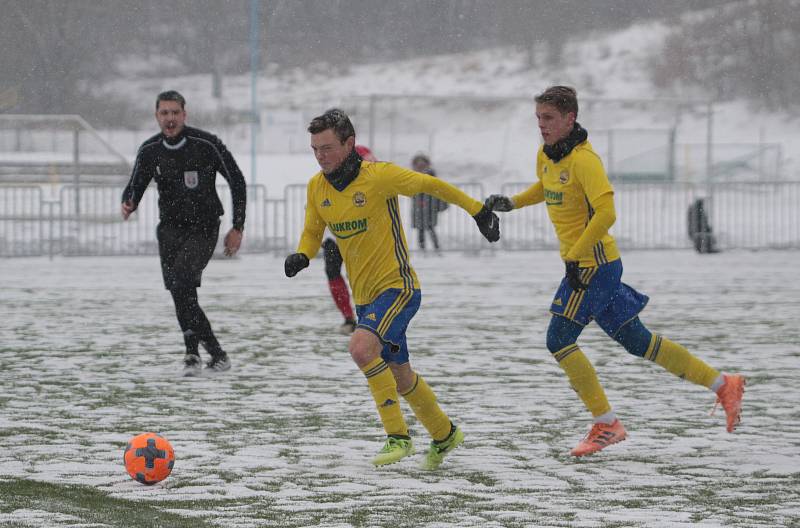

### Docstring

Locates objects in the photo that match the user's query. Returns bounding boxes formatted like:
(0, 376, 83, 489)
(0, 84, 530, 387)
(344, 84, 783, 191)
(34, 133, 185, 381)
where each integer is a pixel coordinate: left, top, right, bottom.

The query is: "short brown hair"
(534, 86, 578, 117)
(156, 90, 186, 110)
(307, 108, 355, 143)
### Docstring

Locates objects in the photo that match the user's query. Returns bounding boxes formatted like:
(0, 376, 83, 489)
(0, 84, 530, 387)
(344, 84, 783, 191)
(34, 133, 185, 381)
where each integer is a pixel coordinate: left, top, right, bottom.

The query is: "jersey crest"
(353, 191, 367, 207)
(183, 171, 199, 189)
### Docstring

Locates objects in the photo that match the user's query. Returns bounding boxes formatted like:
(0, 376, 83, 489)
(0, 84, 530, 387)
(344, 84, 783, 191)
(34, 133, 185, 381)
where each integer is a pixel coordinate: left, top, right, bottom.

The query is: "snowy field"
(1, 249, 799, 527)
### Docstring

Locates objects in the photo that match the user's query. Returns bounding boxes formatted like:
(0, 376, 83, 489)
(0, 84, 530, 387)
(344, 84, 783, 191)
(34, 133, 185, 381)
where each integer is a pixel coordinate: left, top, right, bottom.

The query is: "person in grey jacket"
(410, 154, 447, 253)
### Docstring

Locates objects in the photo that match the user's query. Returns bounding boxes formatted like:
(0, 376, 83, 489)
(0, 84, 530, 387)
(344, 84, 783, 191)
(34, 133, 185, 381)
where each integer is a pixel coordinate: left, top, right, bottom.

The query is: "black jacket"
(122, 126, 246, 230)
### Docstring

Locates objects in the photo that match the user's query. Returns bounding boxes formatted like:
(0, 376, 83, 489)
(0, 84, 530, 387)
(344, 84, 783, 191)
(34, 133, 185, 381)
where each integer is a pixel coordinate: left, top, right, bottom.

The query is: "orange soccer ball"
(123, 432, 175, 485)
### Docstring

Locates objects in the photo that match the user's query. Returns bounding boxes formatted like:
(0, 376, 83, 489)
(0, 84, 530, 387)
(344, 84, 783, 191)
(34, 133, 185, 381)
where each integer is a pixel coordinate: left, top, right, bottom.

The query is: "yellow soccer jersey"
(297, 161, 483, 305)
(513, 140, 620, 267)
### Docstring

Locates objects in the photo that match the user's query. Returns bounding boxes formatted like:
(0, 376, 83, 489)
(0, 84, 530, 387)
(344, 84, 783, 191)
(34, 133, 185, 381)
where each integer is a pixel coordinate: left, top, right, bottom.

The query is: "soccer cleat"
(570, 419, 627, 457)
(371, 436, 414, 467)
(204, 352, 231, 373)
(421, 425, 464, 470)
(182, 354, 202, 377)
(714, 374, 745, 432)
(339, 319, 356, 335)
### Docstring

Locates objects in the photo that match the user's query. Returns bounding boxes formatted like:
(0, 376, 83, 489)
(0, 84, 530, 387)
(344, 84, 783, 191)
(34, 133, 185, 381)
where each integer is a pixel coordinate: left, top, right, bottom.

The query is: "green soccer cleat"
(371, 436, 415, 467)
(421, 425, 464, 470)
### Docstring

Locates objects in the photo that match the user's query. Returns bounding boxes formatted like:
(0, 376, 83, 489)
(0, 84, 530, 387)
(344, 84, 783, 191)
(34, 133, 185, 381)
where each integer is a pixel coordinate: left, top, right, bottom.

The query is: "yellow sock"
(554, 344, 611, 418)
(361, 357, 408, 437)
(645, 335, 720, 388)
(400, 373, 452, 442)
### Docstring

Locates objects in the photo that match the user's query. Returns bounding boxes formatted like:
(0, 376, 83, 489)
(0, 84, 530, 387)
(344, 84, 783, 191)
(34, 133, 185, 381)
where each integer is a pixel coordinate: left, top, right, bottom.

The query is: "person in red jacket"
(323, 144, 377, 334)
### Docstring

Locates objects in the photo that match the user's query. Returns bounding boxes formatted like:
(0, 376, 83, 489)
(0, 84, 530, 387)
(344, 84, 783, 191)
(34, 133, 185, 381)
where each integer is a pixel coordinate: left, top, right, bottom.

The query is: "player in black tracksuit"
(121, 90, 246, 376)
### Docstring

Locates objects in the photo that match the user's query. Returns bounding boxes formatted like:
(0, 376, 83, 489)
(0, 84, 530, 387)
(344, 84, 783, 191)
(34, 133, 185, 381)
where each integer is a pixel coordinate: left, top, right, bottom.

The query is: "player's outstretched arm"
(484, 195, 515, 212)
(491, 182, 544, 211)
(383, 164, 501, 242)
(285, 253, 310, 277)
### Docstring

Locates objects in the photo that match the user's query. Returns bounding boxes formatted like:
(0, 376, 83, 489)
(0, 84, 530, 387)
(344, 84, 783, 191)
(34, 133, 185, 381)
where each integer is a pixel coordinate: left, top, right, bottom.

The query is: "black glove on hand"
(473, 205, 500, 242)
(284, 253, 310, 277)
(565, 261, 587, 291)
(484, 194, 514, 212)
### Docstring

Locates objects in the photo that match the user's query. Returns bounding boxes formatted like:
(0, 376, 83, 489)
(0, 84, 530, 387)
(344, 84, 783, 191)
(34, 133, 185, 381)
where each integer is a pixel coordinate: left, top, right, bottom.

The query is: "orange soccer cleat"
(713, 374, 746, 432)
(570, 419, 627, 457)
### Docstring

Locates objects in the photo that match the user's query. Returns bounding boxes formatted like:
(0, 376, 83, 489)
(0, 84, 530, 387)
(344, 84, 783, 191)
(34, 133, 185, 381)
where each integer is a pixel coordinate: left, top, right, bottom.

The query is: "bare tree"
(4, 0, 784, 122)
(651, 0, 800, 110)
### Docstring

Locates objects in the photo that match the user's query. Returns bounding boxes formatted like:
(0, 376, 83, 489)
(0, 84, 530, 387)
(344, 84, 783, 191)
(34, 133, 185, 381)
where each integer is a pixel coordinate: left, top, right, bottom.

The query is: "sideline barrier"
(1, 182, 798, 257)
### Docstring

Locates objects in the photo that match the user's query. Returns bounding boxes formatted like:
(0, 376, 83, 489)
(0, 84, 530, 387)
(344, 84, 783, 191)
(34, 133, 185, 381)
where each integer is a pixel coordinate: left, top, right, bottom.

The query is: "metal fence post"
(368, 94, 376, 153)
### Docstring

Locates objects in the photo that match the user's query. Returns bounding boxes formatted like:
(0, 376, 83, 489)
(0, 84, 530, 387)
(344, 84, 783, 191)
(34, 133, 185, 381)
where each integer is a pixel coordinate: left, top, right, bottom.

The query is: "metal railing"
(0, 115, 130, 186)
(1, 181, 799, 258)
(498, 181, 800, 251)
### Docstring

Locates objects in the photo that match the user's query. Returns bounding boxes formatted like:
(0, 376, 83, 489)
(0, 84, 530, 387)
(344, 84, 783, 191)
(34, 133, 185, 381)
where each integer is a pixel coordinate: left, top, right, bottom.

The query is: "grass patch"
(0, 478, 215, 528)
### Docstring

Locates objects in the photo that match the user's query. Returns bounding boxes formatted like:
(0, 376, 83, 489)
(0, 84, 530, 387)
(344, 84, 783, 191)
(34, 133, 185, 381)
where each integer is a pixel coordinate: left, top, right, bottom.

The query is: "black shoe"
(339, 319, 356, 335)
(182, 354, 202, 377)
(205, 352, 231, 373)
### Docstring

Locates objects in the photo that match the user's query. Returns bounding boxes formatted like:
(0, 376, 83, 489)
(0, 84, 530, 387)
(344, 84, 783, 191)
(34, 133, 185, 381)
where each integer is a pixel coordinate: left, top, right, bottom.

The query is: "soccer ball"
(123, 432, 175, 485)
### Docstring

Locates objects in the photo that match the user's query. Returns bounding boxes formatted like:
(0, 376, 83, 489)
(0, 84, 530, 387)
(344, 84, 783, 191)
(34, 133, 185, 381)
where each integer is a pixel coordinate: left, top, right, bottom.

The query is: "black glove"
(565, 261, 587, 291)
(473, 205, 500, 242)
(284, 253, 310, 277)
(484, 194, 514, 212)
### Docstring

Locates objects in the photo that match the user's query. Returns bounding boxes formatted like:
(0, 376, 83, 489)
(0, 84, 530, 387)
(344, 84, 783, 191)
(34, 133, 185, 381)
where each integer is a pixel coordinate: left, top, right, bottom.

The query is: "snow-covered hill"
(99, 20, 798, 190)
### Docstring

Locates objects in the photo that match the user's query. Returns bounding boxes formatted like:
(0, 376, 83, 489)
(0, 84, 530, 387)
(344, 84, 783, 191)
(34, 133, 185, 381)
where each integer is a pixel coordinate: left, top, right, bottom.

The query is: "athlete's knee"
(612, 317, 652, 357)
(170, 286, 197, 310)
(546, 330, 576, 354)
(389, 362, 415, 393)
(546, 315, 582, 354)
(348, 329, 382, 367)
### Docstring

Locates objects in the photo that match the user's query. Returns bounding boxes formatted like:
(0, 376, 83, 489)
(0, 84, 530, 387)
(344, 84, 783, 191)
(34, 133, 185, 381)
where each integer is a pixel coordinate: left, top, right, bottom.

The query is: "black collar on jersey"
(324, 147, 363, 191)
(543, 122, 588, 163)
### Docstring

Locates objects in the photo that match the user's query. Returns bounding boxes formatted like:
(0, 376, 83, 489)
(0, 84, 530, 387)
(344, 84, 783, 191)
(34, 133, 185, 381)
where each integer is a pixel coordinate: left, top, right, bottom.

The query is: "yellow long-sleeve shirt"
(512, 140, 619, 267)
(297, 161, 483, 304)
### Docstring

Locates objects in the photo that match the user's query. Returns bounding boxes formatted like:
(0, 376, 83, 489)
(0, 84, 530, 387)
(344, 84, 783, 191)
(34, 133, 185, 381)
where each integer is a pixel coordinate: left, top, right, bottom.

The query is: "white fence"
(1, 181, 799, 258)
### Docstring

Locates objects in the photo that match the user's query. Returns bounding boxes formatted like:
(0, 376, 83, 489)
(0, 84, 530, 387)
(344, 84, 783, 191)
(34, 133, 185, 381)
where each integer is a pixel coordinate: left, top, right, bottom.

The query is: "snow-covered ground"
(2, 16, 800, 527)
(1, 249, 798, 527)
